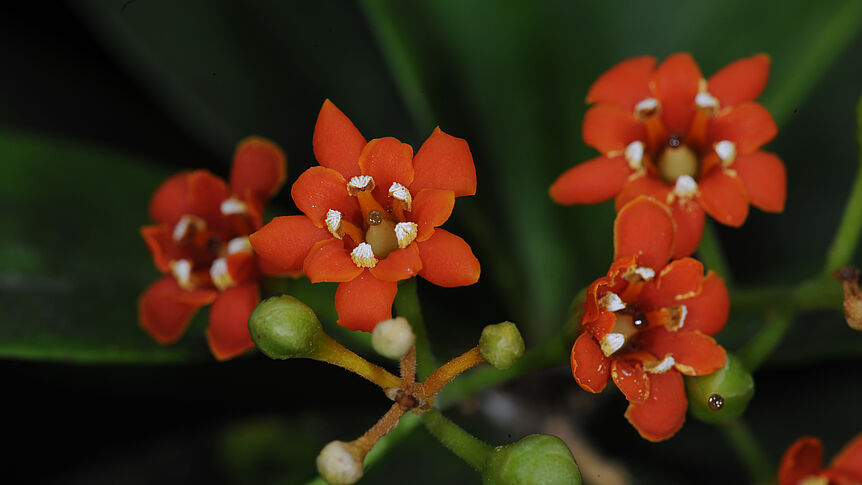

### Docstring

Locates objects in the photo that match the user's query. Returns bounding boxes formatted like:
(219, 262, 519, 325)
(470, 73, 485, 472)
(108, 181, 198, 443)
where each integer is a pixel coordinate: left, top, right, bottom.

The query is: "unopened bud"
(479, 321, 525, 370)
(685, 353, 754, 425)
(483, 434, 582, 485)
(248, 295, 323, 359)
(835, 267, 862, 330)
(371, 317, 415, 359)
(316, 440, 365, 485)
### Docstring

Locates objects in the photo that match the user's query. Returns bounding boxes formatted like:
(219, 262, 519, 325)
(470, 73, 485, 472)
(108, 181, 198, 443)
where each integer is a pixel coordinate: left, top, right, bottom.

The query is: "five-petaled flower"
(250, 100, 480, 332)
(571, 197, 730, 441)
(551, 53, 786, 258)
(779, 434, 862, 485)
(139, 137, 286, 360)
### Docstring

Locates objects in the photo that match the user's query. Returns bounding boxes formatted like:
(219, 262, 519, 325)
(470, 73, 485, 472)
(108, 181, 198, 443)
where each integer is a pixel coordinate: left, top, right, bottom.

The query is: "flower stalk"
(420, 408, 492, 472)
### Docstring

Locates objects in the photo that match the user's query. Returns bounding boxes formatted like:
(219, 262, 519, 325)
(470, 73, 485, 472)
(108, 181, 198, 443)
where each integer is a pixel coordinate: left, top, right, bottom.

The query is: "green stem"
(737, 310, 795, 371)
(697, 221, 733, 286)
(313, 335, 402, 390)
(824, 96, 862, 272)
(730, 273, 842, 314)
(394, 279, 438, 379)
(421, 408, 492, 472)
(721, 420, 775, 485)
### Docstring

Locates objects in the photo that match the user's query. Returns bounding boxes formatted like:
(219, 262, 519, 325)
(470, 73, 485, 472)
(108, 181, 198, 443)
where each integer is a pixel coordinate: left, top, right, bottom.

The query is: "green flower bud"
(483, 434, 582, 485)
(685, 353, 754, 425)
(316, 440, 364, 485)
(371, 317, 415, 359)
(479, 321, 525, 370)
(248, 295, 323, 360)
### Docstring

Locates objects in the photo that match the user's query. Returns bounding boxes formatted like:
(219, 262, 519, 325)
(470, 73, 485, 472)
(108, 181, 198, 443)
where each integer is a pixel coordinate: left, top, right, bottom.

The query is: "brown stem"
(353, 402, 406, 453)
(418, 347, 485, 399)
(400, 346, 417, 391)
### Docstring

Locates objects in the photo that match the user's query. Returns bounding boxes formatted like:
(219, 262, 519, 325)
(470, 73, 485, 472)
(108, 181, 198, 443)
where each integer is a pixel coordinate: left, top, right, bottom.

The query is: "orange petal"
(303, 239, 363, 283)
(416, 229, 480, 287)
(830, 435, 862, 481)
(291, 166, 361, 227)
(639, 258, 704, 310)
(586, 56, 657, 111)
(334, 270, 398, 332)
(226, 251, 258, 285)
(732, 151, 786, 212)
(370, 243, 423, 282)
(637, 328, 726, 376)
(652, 53, 702, 134)
(707, 54, 771, 107)
(249, 216, 331, 273)
(624, 369, 687, 442)
(614, 197, 675, 270)
(582, 105, 646, 154)
(411, 189, 455, 241)
(206, 283, 258, 360)
(670, 198, 705, 259)
(357, 137, 414, 203)
(709, 102, 777, 153)
(550, 156, 633, 204)
(698, 170, 749, 227)
(138, 276, 217, 345)
(778, 437, 824, 485)
(313, 99, 365, 179)
(571, 333, 610, 393)
(615, 174, 672, 211)
(141, 225, 190, 273)
(611, 358, 649, 404)
(681, 271, 729, 336)
(230, 136, 287, 202)
(149, 170, 229, 226)
(410, 127, 477, 197)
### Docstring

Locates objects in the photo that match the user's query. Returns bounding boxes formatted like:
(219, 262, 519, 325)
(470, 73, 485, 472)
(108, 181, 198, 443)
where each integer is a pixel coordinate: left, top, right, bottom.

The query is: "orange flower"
(571, 197, 730, 441)
(551, 53, 786, 257)
(250, 100, 480, 332)
(139, 137, 286, 360)
(779, 435, 862, 485)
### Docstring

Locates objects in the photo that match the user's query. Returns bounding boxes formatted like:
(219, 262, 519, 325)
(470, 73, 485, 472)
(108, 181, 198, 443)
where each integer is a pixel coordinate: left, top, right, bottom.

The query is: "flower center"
(365, 211, 399, 259)
(657, 134, 699, 184)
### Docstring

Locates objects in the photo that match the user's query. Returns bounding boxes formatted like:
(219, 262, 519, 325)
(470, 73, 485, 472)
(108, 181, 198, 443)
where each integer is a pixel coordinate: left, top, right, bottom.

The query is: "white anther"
(645, 355, 676, 374)
(350, 242, 377, 268)
(227, 237, 251, 255)
(171, 259, 192, 288)
(220, 197, 248, 216)
(633, 267, 655, 281)
(624, 141, 645, 170)
(714, 140, 737, 166)
(634, 97, 660, 118)
(673, 175, 698, 197)
(388, 182, 413, 211)
(677, 305, 688, 329)
(394, 222, 418, 248)
(601, 292, 626, 312)
(347, 175, 375, 193)
(210, 257, 234, 291)
(172, 215, 204, 241)
(326, 209, 343, 239)
(600, 333, 626, 357)
(695, 92, 720, 111)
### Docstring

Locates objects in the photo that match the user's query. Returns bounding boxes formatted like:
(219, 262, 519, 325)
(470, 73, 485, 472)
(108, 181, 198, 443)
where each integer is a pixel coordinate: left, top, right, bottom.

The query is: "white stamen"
(350, 242, 377, 268)
(325, 209, 343, 239)
(645, 355, 676, 373)
(633, 267, 655, 281)
(677, 305, 688, 329)
(600, 333, 626, 357)
(347, 175, 375, 193)
(624, 141, 645, 170)
(695, 92, 719, 111)
(601, 292, 626, 312)
(220, 198, 248, 216)
(227, 237, 251, 255)
(673, 175, 698, 197)
(388, 182, 413, 210)
(634, 97, 660, 118)
(714, 140, 737, 166)
(172, 215, 204, 241)
(394, 222, 418, 248)
(210, 257, 234, 290)
(171, 259, 192, 288)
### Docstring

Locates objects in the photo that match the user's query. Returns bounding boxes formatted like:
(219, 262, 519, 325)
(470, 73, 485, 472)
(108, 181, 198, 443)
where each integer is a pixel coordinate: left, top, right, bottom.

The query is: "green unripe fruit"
(479, 321, 525, 370)
(685, 353, 755, 425)
(248, 295, 323, 360)
(483, 434, 582, 485)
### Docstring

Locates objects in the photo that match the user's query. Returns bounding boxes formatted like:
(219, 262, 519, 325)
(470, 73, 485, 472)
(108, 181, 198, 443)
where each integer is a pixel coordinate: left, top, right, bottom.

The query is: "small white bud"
(372, 317, 416, 359)
(317, 441, 364, 485)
